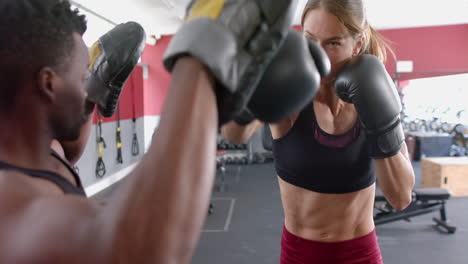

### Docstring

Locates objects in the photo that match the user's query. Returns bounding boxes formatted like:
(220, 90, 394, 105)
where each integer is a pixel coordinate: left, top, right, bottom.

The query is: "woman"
(222, 0, 415, 263)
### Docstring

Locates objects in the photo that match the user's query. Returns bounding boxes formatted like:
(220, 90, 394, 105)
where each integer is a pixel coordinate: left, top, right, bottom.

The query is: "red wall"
(381, 24, 468, 81)
(141, 35, 173, 116)
(295, 24, 468, 81)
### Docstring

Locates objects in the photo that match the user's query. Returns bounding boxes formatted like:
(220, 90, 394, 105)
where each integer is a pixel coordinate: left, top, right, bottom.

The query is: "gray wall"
(76, 116, 160, 193)
(76, 115, 269, 195)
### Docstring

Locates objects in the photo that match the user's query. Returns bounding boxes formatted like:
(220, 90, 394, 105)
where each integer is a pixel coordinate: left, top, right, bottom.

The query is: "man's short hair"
(0, 0, 87, 111)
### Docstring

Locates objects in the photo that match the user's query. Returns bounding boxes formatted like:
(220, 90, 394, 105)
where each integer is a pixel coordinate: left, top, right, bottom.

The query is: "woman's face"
(303, 8, 363, 75)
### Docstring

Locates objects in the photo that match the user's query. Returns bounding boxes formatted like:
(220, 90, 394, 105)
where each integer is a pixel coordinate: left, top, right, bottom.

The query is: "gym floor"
(95, 161, 468, 264)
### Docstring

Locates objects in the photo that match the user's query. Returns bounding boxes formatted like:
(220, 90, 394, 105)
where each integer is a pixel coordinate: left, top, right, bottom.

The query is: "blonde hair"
(301, 0, 395, 63)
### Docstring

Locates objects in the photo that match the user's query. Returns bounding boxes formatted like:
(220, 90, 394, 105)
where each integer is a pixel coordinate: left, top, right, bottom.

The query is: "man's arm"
(102, 57, 218, 263)
(1, 57, 218, 264)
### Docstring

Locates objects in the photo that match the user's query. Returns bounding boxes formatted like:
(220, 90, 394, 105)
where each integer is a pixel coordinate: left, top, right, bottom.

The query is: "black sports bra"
(0, 150, 86, 196)
(272, 102, 375, 194)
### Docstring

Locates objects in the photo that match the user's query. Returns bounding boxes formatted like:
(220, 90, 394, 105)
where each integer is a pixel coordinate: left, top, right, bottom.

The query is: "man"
(0, 0, 328, 263)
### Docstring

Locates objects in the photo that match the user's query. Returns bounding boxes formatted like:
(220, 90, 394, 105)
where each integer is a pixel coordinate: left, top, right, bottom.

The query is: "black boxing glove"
(334, 55, 404, 159)
(163, 0, 298, 125)
(247, 30, 331, 122)
(233, 109, 256, 126)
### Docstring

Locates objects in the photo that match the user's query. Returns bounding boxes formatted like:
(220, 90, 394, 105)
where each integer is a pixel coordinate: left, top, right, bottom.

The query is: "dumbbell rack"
(212, 136, 250, 196)
(217, 136, 274, 165)
(217, 138, 250, 165)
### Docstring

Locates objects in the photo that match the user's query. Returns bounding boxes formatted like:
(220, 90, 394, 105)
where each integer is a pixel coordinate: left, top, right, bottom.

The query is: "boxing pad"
(334, 55, 404, 158)
(86, 22, 146, 117)
(163, 0, 298, 125)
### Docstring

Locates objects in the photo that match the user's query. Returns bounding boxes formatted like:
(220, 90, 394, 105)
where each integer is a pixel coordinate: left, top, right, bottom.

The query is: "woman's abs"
(279, 177, 376, 242)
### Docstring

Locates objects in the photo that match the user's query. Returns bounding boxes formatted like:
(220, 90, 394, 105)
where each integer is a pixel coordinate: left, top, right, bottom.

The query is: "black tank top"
(0, 150, 86, 196)
(272, 102, 375, 194)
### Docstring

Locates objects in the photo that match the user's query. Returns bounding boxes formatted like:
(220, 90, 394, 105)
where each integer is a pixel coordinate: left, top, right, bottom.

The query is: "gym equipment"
(87, 22, 146, 117)
(208, 203, 214, 215)
(215, 150, 228, 193)
(115, 103, 123, 164)
(217, 139, 248, 151)
(95, 113, 106, 178)
(374, 188, 456, 234)
(412, 133, 453, 160)
(130, 74, 140, 156)
(448, 124, 467, 157)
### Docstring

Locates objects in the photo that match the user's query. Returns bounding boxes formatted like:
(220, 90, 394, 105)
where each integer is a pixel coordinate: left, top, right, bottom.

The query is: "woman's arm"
(375, 142, 415, 211)
(221, 120, 264, 145)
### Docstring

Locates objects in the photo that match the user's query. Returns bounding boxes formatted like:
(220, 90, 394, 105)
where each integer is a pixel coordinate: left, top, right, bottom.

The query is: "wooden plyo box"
(422, 157, 468, 197)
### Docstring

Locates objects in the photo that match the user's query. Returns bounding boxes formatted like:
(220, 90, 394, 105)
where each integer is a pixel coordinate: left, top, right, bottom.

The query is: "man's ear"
(36, 67, 59, 102)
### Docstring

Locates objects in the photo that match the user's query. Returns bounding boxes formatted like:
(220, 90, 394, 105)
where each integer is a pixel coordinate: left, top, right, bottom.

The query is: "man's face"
(51, 33, 90, 141)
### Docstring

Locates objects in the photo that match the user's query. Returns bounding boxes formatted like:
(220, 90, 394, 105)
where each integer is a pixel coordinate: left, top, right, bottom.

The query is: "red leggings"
(280, 225, 383, 264)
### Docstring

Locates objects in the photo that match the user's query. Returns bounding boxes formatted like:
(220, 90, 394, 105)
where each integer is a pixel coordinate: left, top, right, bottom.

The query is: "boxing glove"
(334, 54, 404, 159)
(163, 0, 298, 125)
(247, 30, 330, 122)
(233, 108, 256, 126)
(86, 22, 146, 117)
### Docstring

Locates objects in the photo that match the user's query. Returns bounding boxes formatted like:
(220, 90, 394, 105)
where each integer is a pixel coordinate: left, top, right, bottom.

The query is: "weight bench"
(374, 188, 457, 234)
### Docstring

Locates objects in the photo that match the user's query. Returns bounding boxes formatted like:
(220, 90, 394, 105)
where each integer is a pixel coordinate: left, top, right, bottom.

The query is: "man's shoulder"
(0, 170, 39, 235)
(0, 170, 62, 210)
(0, 169, 41, 203)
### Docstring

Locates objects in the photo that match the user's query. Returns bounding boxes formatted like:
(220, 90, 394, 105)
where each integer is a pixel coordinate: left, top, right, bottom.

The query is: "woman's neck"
(314, 83, 347, 116)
